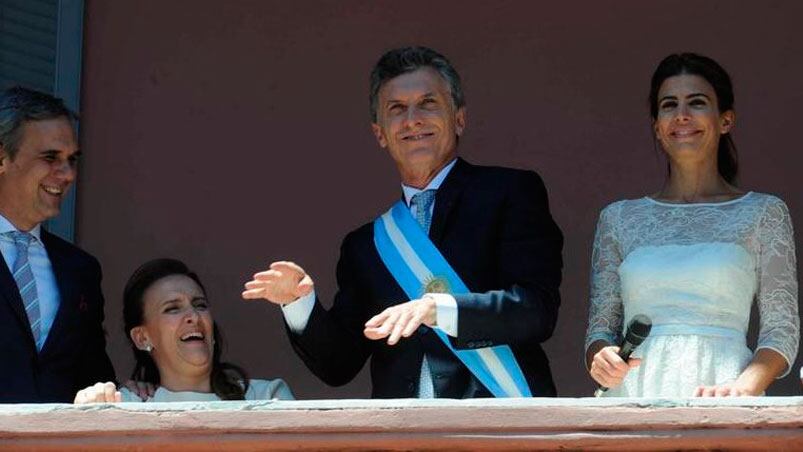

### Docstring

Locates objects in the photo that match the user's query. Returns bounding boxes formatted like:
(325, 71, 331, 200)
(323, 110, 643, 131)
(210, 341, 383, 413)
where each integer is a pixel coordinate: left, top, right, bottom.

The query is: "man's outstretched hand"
(242, 261, 314, 305)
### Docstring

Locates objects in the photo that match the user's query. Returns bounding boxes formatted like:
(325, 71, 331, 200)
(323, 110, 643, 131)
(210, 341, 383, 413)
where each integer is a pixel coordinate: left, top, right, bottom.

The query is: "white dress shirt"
(0, 214, 61, 351)
(282, 158, 460, 335)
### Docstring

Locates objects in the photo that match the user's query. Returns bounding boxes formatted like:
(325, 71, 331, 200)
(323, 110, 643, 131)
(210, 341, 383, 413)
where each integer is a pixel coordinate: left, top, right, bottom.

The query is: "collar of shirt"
(401, 158, 457, 207)
(0, 212, 43, 245)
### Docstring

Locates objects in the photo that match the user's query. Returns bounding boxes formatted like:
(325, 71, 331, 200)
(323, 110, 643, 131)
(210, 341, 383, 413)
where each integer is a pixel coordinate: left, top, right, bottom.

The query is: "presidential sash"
(373, 201, 532, 397)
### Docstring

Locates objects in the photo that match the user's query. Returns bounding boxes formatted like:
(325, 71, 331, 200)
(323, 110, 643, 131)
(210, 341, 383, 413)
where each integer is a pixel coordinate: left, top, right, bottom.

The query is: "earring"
(142, 344, 152, 352)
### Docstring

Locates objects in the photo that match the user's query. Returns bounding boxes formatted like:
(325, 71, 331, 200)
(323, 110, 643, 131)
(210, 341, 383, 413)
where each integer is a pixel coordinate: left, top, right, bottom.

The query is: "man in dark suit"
(0, 87, 115, 403)
(243, 47, 563, 398)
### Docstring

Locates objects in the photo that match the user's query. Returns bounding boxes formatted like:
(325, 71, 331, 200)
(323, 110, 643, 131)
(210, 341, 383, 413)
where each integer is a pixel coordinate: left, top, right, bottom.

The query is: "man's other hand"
(364, 297, 437, 345)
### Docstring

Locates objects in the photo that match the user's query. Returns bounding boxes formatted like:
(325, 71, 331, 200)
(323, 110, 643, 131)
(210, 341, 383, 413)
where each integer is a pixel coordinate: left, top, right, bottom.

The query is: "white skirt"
(601, 333, 752, 398)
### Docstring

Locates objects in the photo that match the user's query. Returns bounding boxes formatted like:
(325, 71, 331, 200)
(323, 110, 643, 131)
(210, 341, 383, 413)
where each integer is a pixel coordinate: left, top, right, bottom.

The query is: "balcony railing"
(1, 397, 803, 450)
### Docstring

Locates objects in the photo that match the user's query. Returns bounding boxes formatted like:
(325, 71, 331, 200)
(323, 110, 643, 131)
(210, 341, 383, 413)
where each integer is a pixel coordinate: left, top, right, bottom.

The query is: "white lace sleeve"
(585, 203, 625, 352)
(754, 196, 799, 377)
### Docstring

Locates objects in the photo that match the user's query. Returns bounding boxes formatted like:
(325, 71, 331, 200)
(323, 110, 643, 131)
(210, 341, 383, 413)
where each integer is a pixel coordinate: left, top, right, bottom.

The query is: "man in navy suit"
(0, 87, 115, 403)
(243, 47, 563, 398)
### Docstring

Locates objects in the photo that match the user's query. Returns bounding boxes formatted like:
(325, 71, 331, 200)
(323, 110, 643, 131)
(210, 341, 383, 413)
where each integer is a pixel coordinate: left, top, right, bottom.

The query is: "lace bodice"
(585, 192, 799, 372)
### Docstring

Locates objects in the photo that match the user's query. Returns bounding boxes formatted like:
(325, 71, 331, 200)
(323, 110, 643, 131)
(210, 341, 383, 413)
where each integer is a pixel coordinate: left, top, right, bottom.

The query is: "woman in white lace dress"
(585, 53, 798, 397)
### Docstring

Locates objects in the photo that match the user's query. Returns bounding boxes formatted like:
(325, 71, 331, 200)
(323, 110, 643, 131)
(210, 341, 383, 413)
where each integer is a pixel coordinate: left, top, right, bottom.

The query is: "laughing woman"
(75, 258, 293, 402)
(585, 53, 799, 397)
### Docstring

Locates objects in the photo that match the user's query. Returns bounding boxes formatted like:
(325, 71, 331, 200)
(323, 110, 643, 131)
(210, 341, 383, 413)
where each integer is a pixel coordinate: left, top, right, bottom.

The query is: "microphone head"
(624, 314, 652, 346)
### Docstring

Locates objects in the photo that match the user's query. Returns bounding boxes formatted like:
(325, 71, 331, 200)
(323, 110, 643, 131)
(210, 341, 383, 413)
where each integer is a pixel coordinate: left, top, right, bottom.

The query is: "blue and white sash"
(373, 201, 532, 397)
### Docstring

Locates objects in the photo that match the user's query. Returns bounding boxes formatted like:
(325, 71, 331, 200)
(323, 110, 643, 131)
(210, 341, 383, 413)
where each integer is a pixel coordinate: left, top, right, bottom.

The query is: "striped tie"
(410, 190, 437, 398)
(411, 190, 437, 233)
(9, 231, 41, 350)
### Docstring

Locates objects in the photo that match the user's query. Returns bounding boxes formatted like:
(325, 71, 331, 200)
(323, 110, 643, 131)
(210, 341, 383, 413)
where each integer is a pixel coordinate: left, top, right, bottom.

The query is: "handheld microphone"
(594, 314, 652, 397)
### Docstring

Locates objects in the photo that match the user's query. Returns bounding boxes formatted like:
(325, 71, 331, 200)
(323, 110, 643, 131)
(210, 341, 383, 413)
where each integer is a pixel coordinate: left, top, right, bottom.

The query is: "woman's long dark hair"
(123, 258, 249, 400)
(649, 53, 738, 185)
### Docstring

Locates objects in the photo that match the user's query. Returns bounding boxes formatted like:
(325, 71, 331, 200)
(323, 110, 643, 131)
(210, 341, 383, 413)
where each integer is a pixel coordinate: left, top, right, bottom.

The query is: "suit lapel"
(429, 158, 472, 245)
(0, 248, 37, 347)
(39, 231, 77, 357)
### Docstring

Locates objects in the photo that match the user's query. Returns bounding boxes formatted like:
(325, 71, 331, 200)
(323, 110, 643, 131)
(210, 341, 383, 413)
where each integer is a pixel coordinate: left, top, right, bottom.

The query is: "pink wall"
(77, 0, 803, 398)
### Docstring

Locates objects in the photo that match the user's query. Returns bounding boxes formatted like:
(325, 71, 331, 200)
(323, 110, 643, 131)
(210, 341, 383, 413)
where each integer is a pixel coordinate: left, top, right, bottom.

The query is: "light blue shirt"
(282, 158, 459, 337)
(0, 213, 61, 351)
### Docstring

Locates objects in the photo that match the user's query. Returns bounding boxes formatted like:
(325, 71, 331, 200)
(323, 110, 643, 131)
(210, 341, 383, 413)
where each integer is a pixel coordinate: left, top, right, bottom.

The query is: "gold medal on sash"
(423, 275, 450, 294)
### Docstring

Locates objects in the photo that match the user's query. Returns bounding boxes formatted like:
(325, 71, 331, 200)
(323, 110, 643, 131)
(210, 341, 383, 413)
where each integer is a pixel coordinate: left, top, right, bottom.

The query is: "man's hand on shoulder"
(364, 296, 437, 345)
(242, 261, 314, 305)
(123, 379, 157, 401)
(74, 382, 122, 404)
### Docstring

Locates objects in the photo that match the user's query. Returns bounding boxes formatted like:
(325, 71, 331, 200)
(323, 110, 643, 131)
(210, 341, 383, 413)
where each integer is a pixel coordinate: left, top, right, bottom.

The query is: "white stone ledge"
(1, 397, 802, 450)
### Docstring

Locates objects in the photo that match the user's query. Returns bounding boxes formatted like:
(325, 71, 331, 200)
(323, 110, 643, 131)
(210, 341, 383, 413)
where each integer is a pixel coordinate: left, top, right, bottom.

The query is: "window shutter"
(0, 0, 58, 93)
